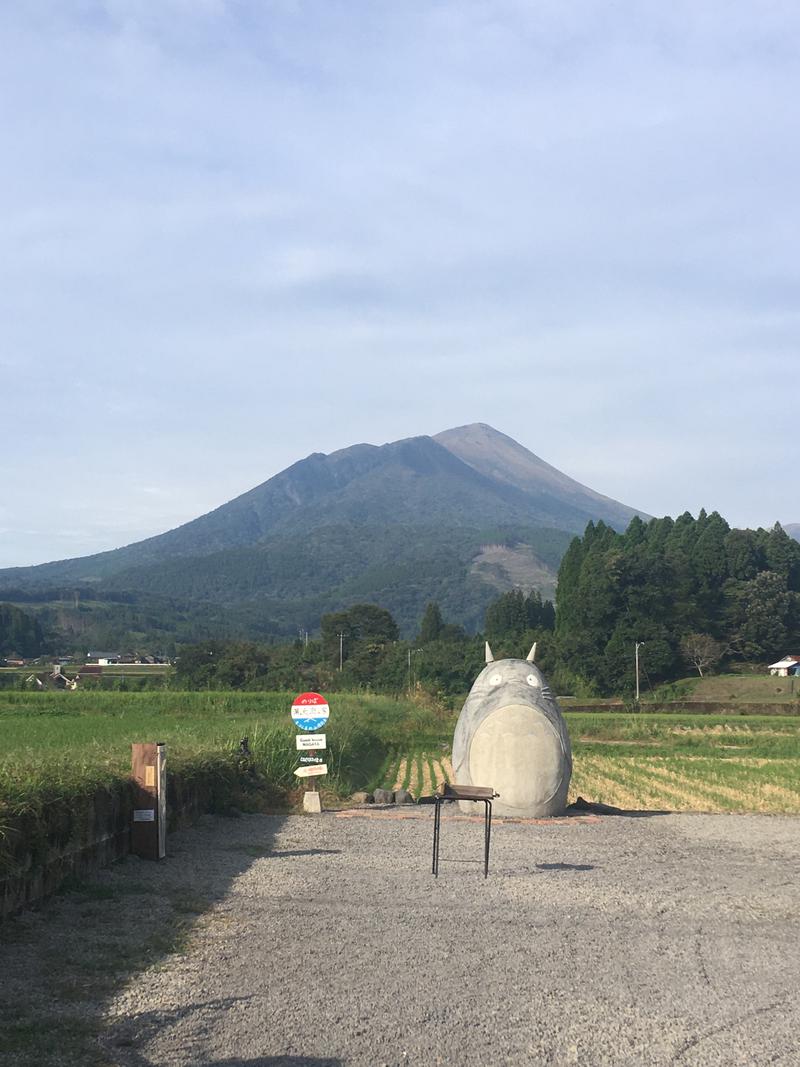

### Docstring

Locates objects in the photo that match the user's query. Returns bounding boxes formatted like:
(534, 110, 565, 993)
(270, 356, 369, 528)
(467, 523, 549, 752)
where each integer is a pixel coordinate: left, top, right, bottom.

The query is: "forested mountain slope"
(0, 425, 645, 585)
(0, 425, 647, 645)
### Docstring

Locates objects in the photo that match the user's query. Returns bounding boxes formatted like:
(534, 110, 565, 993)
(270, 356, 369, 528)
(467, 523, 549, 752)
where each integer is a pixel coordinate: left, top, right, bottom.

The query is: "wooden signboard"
(131, 742, 166, 860)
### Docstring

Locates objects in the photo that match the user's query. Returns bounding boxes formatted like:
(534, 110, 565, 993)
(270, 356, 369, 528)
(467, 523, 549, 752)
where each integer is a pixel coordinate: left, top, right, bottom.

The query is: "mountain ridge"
(0, 424, 648, 641)
(0, 425, 646, 584)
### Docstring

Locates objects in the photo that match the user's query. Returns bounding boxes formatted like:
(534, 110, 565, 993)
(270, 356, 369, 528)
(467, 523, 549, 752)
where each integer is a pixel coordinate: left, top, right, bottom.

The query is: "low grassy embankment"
(0, 690, 443, 900)
(3, 689, 799, 896)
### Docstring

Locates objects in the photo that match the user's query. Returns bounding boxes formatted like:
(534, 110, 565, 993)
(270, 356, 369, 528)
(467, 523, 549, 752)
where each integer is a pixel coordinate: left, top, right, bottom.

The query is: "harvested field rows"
(385, 750, 451, 796)
(569, 754, 800, 813)
(383, 745, 800, 814)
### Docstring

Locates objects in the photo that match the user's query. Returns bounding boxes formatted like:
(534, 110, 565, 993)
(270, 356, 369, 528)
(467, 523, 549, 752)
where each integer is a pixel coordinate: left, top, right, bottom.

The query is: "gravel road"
(102, 807, 800, 1067)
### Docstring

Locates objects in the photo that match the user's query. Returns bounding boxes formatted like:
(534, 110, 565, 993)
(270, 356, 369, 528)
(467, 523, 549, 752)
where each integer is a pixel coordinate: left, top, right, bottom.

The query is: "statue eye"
(489, 673, 502, 686)
(527, 674, 540, 687)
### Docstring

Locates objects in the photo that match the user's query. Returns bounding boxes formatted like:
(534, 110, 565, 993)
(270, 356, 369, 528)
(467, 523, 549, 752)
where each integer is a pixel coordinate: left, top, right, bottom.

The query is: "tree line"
(7, 511, 798, 698)
(170, 590, 557, 698)
(170, 514, 800, 698)
(555, 513, 800, 693)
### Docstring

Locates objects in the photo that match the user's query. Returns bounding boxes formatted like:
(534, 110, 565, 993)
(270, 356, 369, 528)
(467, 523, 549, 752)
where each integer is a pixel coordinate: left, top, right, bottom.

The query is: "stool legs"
(432, 797, 442, 877)
(484, 800, 492, 878)
(431, 798, 493, 878)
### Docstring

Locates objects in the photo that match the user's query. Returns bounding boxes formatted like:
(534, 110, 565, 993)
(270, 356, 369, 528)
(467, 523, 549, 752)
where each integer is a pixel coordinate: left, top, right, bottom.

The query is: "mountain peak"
(435, 423, 647, 529)
(0, 424, 647, 591)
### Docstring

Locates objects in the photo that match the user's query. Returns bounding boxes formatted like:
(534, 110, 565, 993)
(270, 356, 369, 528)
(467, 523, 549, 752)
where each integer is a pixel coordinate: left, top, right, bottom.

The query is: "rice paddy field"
(372, 714, 800, 813)
(1, 692, 799, 831)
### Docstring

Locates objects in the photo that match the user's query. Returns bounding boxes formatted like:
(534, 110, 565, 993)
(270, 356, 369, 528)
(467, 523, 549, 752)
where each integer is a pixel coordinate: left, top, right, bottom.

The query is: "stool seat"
(438, 783, 498, 802)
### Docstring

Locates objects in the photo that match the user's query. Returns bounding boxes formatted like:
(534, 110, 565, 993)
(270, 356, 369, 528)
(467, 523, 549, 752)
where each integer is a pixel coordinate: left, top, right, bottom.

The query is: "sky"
(2, 1, 799, 568)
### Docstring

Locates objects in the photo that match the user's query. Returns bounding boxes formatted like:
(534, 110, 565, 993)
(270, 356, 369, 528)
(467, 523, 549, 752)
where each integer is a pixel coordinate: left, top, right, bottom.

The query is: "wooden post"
(131, 742, 166, 860)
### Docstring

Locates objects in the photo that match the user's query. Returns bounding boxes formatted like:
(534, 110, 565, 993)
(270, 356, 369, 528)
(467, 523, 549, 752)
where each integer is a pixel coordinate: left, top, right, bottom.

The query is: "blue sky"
(2, 1, 799, 567)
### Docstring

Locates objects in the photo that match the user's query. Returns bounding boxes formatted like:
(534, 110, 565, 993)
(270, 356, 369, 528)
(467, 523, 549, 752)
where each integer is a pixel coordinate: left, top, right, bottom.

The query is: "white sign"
(296, 733, 327, 750)
(294, 764, 328, 778)
(291, 691, 330, 732)
(133, 809, 155, 822)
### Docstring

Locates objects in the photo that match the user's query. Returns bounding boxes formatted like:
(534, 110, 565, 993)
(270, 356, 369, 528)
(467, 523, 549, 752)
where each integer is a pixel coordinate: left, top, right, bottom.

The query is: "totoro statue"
(451, 642, 572, 818)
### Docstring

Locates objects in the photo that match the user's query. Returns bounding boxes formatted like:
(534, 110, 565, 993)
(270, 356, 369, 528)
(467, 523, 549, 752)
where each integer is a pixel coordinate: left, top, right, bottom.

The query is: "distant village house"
(767, 655, 800, 677)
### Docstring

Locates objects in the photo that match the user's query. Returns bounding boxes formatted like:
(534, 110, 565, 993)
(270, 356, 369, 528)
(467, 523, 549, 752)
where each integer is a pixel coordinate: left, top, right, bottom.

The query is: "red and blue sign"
(291, 691, 330, 732)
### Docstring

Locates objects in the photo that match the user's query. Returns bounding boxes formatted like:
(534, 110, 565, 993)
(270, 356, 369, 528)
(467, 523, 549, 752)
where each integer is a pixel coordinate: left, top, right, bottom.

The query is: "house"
(50, 664, 78, 690)
(26, 665, 79, 690)
(767, 655, 800, 677)
(86, 651, 120, 665)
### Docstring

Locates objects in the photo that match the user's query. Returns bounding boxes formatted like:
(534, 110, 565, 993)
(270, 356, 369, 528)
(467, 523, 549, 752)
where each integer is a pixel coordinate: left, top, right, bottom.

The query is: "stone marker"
(302, 791, 322, 814)
(451, 642, 572, 818)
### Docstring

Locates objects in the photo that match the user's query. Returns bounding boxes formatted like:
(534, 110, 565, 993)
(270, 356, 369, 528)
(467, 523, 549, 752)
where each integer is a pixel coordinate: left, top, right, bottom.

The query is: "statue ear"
(526, 642, 537, 663)
(485, 642, 494, 664)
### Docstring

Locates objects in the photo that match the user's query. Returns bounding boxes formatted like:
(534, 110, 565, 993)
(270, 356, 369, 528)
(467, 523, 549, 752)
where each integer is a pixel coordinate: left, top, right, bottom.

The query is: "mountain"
(785, 524, 800, 542)
(435, 424, 642, 530)
(0, 424, 648, 643)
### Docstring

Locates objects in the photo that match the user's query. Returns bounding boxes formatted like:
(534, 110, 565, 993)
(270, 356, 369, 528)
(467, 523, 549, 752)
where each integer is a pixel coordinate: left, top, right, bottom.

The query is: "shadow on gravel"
(537, 862, 594, 871)
(270, 848, 341, 858)
(568, 797, 672, 818)
(0, 812, 289, 1067)
(206, 1059, 344, 1066)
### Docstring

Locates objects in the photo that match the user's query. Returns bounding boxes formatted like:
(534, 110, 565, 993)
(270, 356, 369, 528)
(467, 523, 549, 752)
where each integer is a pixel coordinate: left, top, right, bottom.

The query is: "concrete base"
(302, 791, 322, 814)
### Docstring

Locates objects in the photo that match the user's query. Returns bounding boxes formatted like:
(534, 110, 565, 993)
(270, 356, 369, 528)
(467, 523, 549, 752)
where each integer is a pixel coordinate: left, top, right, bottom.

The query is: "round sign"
(291, 691, 330, 732)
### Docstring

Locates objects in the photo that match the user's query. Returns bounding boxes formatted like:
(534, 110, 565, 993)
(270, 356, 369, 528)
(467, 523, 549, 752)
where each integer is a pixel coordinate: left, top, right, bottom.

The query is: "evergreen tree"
(0, 603, 45, 657)
(553, 510, 800, 694)
(418, 602, 444, 643)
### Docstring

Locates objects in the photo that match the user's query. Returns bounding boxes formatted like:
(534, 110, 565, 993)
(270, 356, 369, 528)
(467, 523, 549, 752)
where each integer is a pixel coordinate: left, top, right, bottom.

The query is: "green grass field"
(2, 691, 799, 851)
(0, 690, 428, 809)
(0, 689, 442, 879)
(682, 673, 800, 703)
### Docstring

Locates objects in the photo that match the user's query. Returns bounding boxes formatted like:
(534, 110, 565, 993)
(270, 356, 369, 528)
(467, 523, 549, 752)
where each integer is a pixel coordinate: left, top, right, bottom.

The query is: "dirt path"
(109, 812, 800, 1065)
(4, 811, 800, 1066)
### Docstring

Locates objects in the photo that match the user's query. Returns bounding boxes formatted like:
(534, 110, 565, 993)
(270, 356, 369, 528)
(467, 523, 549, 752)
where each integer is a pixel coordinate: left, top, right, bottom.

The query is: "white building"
(767, 655, 800, 677)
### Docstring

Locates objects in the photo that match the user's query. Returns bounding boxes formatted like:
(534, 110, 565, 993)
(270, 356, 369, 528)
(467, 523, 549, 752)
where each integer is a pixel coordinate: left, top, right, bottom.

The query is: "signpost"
(291, 691, 329, 813)
(296, 734, 327, 750)
(294, 764, 328, 778)
(291, 692, 330, 732)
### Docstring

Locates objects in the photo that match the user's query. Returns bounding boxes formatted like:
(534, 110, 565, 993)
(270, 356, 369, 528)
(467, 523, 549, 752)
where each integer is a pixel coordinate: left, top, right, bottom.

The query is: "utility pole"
(407, 647, 422, 690)
(635, 641, 644, 702)
(338, 632, 344, 672)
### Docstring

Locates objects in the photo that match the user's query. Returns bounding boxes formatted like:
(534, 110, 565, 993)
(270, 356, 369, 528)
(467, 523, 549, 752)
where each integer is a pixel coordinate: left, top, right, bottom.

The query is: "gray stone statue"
(451, 642, 572, 817)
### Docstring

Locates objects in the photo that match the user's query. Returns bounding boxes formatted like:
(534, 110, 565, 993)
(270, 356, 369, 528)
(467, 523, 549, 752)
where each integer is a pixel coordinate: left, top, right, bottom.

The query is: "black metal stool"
(432, 783, 499, 878)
